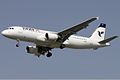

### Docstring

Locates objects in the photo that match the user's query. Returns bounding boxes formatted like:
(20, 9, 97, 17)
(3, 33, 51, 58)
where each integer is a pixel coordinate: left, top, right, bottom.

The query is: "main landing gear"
(37, 55, 40, 58)
(60, 44, 65, 49)
(36, 52, 52, 58)
(46, 52, 52, 57)
(37, 52, 52, 58)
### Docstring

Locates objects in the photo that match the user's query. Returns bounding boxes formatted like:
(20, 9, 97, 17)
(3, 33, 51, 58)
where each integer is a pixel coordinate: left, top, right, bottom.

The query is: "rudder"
(90, 23, 106, 41)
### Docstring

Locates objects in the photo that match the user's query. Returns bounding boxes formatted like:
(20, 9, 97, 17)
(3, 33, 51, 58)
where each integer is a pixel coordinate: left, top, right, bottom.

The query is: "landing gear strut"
(16, 39, 20, 47)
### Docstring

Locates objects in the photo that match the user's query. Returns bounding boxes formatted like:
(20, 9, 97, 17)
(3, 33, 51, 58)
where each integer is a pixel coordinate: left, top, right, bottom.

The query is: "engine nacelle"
(26, 46, 47, 55)
(26, 46, 38, 54)
(45, 33, 59, 41)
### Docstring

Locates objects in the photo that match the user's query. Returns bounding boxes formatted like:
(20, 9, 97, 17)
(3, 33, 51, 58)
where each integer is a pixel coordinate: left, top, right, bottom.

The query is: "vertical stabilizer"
(90, 23, 106, 41)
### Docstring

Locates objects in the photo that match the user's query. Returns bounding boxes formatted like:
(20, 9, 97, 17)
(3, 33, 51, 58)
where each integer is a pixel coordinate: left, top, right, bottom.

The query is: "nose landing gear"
(16, 39, 20, 47)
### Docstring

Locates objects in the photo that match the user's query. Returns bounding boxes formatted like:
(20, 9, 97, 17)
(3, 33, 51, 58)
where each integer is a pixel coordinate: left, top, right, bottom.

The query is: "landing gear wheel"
(37, 55, 40, 58)
(16, 44, 19, 47)
(46, 52, 52, 57)
(60, 44, 65, 49)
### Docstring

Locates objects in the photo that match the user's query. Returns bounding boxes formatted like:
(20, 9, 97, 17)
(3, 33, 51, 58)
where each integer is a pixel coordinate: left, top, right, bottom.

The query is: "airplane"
(1, 17, 118, 58)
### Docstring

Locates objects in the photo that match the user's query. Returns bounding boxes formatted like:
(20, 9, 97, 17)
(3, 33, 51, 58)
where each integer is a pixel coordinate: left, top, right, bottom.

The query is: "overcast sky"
(0, 0, 120, 79)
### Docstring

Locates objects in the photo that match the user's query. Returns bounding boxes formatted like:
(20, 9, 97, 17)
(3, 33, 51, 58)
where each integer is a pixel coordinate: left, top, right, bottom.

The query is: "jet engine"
(26, 46, 52, 57)
(45, 33, 59, 41)
(26, 46, 38, 54)
(26, 46, 50, 54)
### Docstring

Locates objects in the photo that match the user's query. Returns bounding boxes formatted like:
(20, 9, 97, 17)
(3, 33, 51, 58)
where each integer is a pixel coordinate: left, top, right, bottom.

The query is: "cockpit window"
(7, 27, 14, 29)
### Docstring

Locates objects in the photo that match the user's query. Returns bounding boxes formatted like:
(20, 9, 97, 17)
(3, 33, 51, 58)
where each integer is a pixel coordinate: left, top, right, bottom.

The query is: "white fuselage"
(1, 26, 109, 49)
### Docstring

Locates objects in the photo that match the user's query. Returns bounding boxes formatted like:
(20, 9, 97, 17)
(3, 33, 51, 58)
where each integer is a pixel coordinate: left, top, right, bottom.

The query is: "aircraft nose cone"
(1, 30, 5, 35)
(1, 30, 9, 36)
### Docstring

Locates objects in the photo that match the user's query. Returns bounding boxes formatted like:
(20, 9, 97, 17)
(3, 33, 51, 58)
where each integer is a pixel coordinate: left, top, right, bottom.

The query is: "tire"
(46, 52, 52, 57)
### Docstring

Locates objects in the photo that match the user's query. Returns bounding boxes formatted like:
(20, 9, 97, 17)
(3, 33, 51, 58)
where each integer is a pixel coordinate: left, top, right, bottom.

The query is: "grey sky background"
(0, 0, 120, 79)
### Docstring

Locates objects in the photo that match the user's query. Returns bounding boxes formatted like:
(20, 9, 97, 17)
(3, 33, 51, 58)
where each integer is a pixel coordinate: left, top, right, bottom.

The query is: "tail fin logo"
(98, 31, 104, 37)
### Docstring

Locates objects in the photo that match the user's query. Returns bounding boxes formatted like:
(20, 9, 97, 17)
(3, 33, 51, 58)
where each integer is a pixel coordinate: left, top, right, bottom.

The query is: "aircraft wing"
(57, 17, 98, 42)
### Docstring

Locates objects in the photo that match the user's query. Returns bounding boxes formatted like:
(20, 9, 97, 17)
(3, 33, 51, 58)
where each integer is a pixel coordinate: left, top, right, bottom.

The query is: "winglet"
(90, 17, 99, 21)
(96, 16, 99, 20)
(99, 36, 118, 44)
(83, 17, 99, 25)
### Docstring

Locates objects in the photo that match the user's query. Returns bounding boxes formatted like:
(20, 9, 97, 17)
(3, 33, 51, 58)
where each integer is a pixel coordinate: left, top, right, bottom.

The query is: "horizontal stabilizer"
(99, 36, 118, 44)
